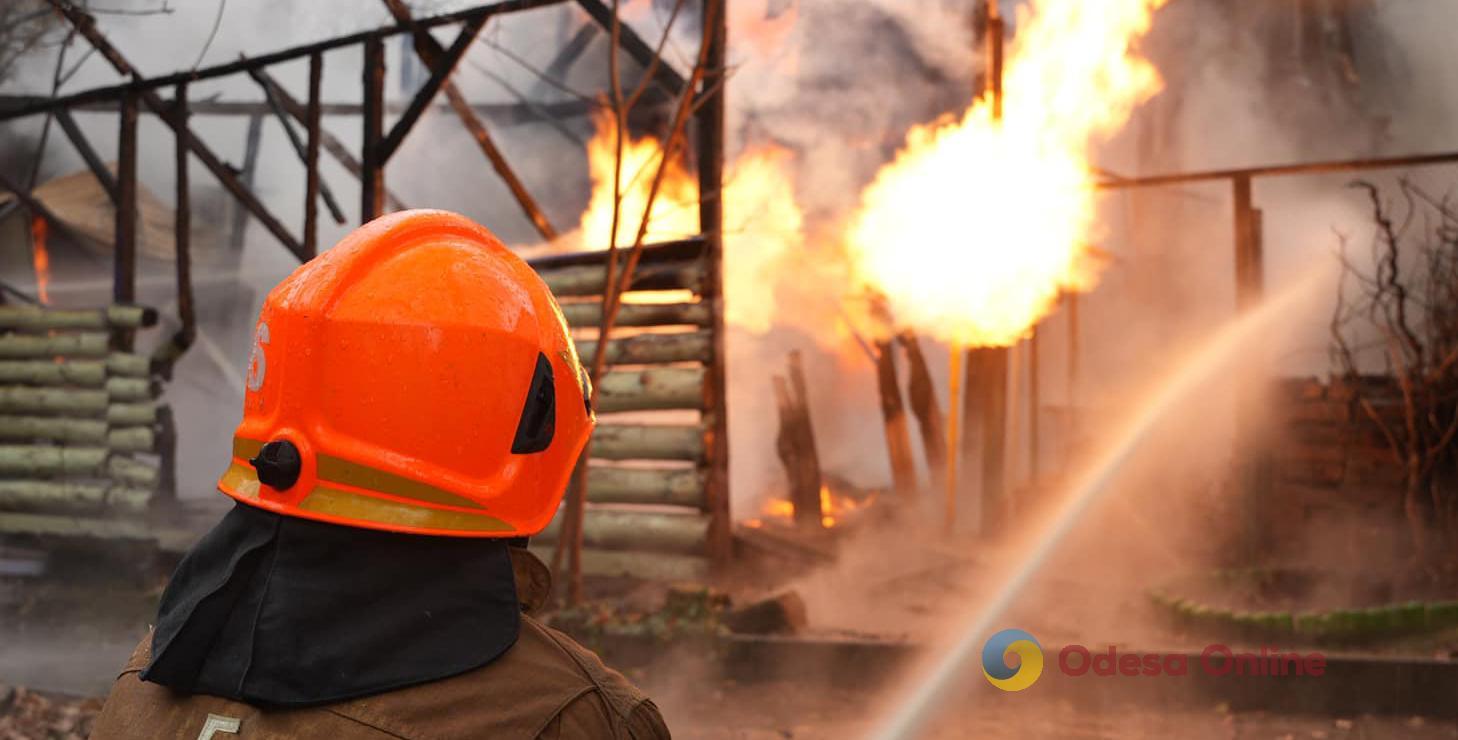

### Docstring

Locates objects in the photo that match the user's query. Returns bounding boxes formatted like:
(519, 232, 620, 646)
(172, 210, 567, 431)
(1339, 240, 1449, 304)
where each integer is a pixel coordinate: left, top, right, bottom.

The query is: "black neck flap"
(142, 502, 520, 707)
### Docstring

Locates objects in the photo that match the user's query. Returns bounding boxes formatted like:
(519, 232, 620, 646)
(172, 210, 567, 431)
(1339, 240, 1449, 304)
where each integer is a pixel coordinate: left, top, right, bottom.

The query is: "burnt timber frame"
(4, 0, 731, 574)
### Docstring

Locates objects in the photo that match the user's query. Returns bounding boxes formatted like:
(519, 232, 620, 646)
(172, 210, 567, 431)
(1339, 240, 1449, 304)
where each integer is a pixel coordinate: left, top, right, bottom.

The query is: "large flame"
(845, 0, 1168, 346)
(577, 112, 806, 334)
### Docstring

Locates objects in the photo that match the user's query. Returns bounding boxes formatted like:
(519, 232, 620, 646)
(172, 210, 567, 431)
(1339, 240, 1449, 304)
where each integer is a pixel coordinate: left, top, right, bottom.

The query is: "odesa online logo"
(982, 629, 1044, 691)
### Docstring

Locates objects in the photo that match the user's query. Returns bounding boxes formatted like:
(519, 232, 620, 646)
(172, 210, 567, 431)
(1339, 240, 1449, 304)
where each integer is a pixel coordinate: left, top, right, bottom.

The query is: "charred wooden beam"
(249, 64, 409, 214)
(54, 108, 118, 203)
(229, 113, 264, 249)
(585, 464, 704, 506)
(361, 36, 386, 223)
(4, 0, 572, 121)
(243, 64, 347, 225)
(773, 351, 822, 528)
(1233, 175, 1264, 310)
(591, 423, 703, 461)
(537, 507, 708, 554)
(383, 0, 559, 240)
(574, 0, 687, 96)
(303, 53, 324, 257)
(114, 90, 138, 329)
(528, 237, 706, 269)
(698, 0, 730, 567)
(559, 301, 709, 329)
(596, 366, 704, 413)
(899, 332, 946, 475)
(43, 0, 310, 261)
(0, 305, 156, 331)
(3, 95, 596, 123)
(153, 82, 196, 378)
(377, 13, 489, 161)
(574, 329, 711, 366)
(535, 21, 597, 97)
(874, 339, 919, 500)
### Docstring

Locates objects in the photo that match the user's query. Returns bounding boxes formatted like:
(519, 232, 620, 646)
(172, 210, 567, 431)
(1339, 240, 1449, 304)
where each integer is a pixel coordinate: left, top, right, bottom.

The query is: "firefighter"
(91, 210, 670, 739)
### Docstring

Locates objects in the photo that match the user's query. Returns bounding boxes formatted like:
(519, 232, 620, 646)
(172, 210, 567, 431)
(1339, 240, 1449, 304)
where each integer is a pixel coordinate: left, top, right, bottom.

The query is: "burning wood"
(772, 350, 823, 529)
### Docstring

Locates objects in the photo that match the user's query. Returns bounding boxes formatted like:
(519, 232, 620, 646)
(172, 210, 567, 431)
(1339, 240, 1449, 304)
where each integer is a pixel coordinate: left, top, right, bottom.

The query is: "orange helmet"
(217, 210, 593, 537)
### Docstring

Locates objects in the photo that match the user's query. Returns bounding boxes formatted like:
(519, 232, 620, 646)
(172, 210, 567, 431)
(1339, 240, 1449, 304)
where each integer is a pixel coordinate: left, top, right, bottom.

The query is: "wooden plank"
(559, 301, 710, 329)
(537, 507, 709, 554)
(0, 333, 109, 358)
(528, 237, 706, 270)
(591, 423, 703, 461)
(585, 464, 704, 506)
(697, 0, 731, 570)
(597, 366, 704, 413)
(0, 445, 107, 476)
(0, 360, 107, 386)
(361, 36, 386, 223)
(0, 416, 107, 444)
(0, 480, 150, 515)
(0, 511, 152, 540)
(0, 305, 157, 331)
(527, 545, 707, 581)
(541, 260, 704, 297)
(574, 329, 711, 366)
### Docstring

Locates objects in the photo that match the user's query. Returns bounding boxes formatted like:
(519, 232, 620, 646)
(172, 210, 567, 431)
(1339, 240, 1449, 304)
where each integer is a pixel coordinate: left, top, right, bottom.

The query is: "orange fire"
(747, 485, 874, 530)
(576, 113, 806, 334)
(844, 0, 1168, 346)
(29, 215, 50, 304)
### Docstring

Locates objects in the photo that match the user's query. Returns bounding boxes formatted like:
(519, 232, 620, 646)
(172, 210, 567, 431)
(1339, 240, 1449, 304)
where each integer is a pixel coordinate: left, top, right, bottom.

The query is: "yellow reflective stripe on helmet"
(231, 437, 488, 512)
(219, 461, 261, 499)
(297, 486, 513, 533)
(233, 437, 264, 462)
(315, 454, 487, 511)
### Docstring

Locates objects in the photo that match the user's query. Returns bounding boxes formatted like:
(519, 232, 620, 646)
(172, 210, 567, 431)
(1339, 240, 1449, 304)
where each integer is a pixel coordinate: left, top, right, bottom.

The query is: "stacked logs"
(527, 239, 717, 582)
(0, 305, 167, 540)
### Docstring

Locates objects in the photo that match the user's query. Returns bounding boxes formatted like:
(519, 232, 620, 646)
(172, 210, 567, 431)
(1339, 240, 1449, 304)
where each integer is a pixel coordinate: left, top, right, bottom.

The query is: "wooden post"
(899, 332, 947, 477)
(361, 37, 386, 223)
(699, 0, 731, 570)
(303, 52, 323, 258)
(114, 89, 138, 351)
(875, 340, 920, 500)
(1066, 291, 1080, 469)
(1029, 325, 1040, 482)
(965, 346, 1008, 535)
(773, 353, 823, 529)
(985, 0, 1004, 119)
(163, 82, 196, 373)
(1232, 175, 1271, 562)
(230, 113, 263, 250)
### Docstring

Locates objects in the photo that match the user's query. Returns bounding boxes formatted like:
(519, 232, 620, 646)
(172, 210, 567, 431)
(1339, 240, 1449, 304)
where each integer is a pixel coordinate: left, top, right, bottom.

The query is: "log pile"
(0, 304, 170, 541)
(527, 239, 719, 582)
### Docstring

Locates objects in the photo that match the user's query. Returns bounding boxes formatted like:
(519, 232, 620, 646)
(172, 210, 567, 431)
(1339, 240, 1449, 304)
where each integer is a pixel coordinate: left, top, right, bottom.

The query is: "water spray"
(866, 268, 1332, 740)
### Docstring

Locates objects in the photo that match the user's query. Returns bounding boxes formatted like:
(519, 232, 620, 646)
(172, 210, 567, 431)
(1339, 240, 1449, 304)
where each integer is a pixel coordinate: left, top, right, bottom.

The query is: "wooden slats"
(575, 330, 712, 366)
(558, 301, 710, 329)
(586, 464, 704, 506)
(0, 305, 158, 332)
(597, 367, 705, 413)
(0, 332, 109, 358)
(536, 507, 710, 555)
(540, 260, 705, 297)
(591, 424, 703, 461)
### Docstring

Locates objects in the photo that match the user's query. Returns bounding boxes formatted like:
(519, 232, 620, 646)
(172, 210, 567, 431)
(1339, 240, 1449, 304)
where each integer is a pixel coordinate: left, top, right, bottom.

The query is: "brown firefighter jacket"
(90, 550, 670, 740)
